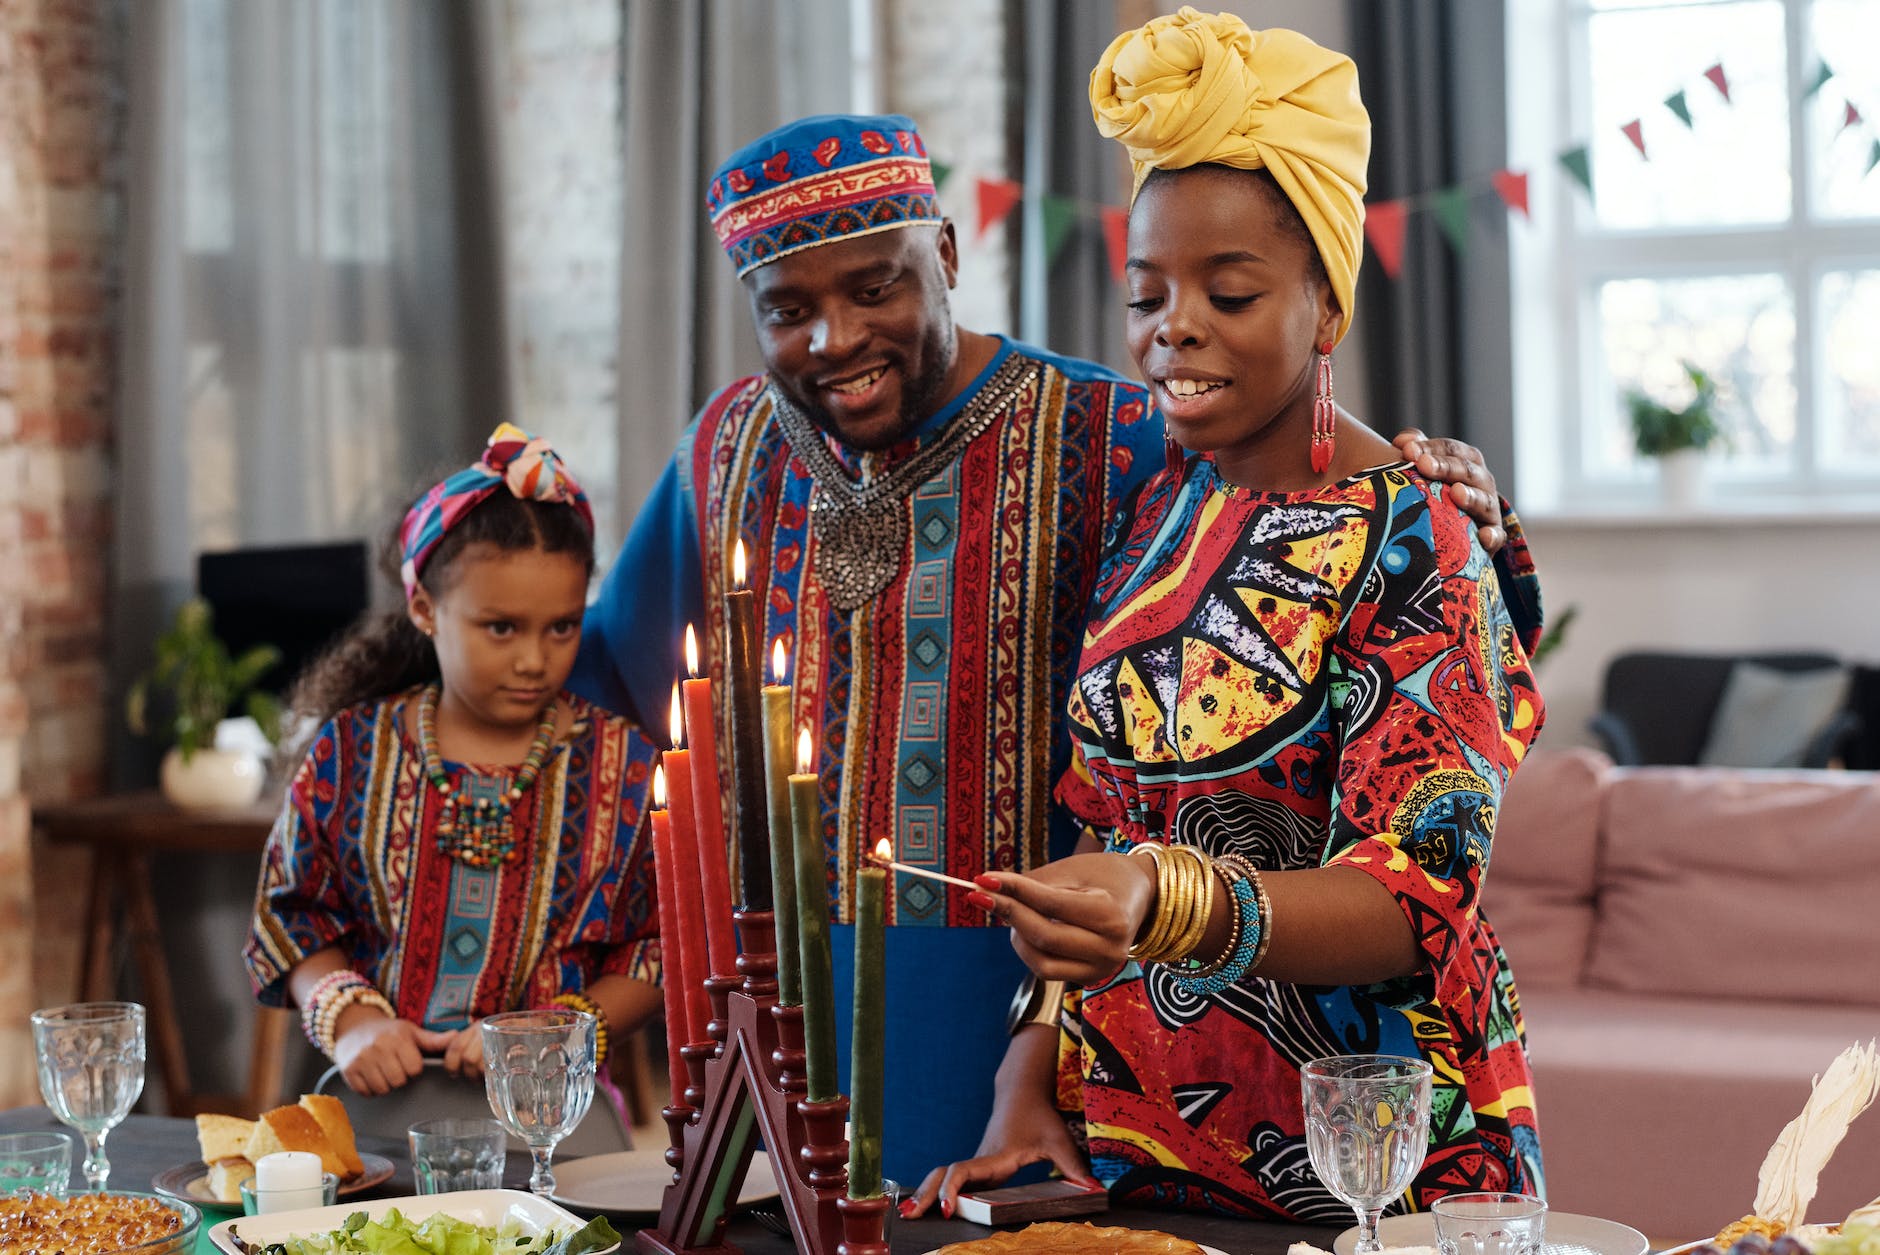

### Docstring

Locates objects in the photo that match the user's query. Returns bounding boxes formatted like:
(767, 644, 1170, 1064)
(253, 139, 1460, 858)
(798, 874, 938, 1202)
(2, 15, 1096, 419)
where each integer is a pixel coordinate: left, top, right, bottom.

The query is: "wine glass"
(1301, 1053, 1433, 1255)
(30, 1001, 147, 1192)
(481, 1008, 596, 1197)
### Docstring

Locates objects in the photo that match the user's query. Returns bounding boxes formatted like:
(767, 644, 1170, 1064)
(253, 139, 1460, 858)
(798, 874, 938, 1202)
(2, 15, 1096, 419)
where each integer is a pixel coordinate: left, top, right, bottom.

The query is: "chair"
(1589, 651, 1862, 768)
(314, 1059, 635, 1157)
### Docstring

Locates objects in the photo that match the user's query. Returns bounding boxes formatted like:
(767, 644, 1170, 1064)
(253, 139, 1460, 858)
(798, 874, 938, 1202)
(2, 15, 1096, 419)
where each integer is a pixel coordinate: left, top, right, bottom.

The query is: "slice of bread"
(194, 1114, 256, 1166)
(206, 1158, 255, 1205)
(298, 1094, 364, 1178)
(245, 1103, 346, 1179)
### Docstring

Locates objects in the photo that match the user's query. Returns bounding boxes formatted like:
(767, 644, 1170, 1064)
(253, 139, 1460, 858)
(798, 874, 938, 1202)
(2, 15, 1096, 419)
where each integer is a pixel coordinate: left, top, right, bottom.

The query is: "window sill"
(1522, 498, 1880, 529)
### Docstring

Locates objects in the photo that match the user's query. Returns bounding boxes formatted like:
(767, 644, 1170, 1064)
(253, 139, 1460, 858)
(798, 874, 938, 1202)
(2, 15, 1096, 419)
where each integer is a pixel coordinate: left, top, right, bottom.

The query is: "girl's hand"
(440, 1021, 486, 1080)
(334, 1014, 454, 1096)
(904, 1026, 1097, 1220)
(1391, 429, 1506, 553)
(971, 854, 1157, 988)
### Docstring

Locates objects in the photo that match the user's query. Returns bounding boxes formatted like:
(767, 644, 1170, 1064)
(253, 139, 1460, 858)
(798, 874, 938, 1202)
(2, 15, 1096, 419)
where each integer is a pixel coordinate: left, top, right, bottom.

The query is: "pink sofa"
(1489, 748, 1880, 1241)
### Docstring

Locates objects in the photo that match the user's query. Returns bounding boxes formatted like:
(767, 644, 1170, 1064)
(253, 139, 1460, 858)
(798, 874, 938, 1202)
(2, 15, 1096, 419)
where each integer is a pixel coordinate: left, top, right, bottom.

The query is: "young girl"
(244, 424, 661, 1099)
(918, 12, 1545, 1222)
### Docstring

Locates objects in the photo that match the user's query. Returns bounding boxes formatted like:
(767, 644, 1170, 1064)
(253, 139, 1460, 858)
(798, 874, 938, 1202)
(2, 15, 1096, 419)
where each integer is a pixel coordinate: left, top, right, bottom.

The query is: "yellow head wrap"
(1090, 7, 1370, 343)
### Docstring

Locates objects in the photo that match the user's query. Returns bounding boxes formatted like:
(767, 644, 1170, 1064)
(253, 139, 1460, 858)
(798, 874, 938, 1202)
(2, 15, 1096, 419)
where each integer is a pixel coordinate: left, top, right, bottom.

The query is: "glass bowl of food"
(0, 1188, 201, 1254)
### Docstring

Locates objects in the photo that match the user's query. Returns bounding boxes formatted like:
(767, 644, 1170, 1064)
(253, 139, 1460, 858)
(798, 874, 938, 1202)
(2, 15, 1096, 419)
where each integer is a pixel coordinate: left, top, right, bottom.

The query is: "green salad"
(233, 1207, 620, 1255)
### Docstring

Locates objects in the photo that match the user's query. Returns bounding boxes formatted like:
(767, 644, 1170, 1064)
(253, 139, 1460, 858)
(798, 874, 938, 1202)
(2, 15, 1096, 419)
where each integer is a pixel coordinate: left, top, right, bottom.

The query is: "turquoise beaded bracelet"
(1170, 871, 1262, 996)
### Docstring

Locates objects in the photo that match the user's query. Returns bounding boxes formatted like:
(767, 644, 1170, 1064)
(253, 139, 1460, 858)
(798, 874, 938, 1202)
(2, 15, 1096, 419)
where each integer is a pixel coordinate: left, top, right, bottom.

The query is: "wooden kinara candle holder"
(636, 908, 884, 1255)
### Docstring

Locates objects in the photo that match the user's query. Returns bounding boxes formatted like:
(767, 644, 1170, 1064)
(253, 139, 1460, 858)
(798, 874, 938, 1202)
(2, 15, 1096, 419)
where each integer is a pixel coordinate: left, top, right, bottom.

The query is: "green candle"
(789, 732, 838, 1101)
(763, 652, 801, 1006)
(848, 863, 886, 1199)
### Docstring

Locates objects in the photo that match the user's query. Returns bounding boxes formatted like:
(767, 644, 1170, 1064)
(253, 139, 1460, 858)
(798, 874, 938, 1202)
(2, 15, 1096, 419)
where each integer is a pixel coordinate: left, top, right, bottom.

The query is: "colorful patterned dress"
(1058, 455, 1545, 1219)
(244, 688, 661, 1025)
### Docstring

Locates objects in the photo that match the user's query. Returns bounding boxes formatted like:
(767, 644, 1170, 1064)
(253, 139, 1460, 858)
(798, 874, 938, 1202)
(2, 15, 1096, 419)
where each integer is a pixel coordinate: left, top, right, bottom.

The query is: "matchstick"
(863, 850, 982, 893)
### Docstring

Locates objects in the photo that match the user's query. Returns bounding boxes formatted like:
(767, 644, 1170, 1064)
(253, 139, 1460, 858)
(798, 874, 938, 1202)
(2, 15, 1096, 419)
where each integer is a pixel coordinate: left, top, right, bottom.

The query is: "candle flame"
(771, 637, 788, 684)
(669, 684, 685, 749)
(653, 764, 667, 808)
(684, 623, 700, 677)
(872, 838, 893, 863)
(733, 538, 748, 589)
(796, 728, 812, 775)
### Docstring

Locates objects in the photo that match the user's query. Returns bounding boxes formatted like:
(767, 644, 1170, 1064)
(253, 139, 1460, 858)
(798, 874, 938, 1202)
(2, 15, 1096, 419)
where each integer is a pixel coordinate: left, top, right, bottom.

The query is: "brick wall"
(0, 0, 124, 1106)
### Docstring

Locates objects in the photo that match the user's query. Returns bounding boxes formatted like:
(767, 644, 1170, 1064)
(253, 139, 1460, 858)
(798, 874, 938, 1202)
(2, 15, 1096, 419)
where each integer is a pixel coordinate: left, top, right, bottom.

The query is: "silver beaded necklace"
(767, 356, 1038, 613)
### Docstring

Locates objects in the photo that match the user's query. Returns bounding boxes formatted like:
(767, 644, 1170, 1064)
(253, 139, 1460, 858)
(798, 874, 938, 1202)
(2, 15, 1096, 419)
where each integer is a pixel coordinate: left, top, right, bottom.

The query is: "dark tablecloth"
(0, 1106, 1339, 1254)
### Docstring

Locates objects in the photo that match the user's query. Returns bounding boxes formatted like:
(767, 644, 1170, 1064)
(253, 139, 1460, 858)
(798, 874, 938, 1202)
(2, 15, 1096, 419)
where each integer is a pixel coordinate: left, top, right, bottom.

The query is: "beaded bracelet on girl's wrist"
(548, 991, 609, 1068)
(300, 969, 395, 1059)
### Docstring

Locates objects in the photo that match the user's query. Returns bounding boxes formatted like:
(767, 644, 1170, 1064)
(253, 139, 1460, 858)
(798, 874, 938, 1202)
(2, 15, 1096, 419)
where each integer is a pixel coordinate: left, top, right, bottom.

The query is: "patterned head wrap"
(1090, 7, 1370, 343)
(399, 423, 594, 599)
(706, 113, 941, 277)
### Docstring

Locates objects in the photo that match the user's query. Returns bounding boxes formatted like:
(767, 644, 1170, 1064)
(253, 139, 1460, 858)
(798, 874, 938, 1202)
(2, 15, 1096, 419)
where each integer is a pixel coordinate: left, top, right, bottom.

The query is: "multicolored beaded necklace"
(417, 683, 559, 868)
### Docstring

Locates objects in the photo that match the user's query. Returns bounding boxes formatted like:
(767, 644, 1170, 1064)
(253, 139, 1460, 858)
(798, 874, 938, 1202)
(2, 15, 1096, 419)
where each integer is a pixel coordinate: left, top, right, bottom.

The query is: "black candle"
(725, 539, 773, 913)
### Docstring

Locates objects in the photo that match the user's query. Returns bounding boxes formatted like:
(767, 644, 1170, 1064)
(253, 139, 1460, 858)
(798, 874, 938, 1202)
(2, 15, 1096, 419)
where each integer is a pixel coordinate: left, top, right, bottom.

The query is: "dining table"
(1, 1104, 1344, 1254)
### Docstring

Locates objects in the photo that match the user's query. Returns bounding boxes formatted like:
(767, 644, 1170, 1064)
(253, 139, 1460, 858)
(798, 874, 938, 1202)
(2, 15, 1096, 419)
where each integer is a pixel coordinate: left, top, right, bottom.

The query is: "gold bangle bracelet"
(1164, 846, 1214, 962)
(1182, 860, 1247, 978)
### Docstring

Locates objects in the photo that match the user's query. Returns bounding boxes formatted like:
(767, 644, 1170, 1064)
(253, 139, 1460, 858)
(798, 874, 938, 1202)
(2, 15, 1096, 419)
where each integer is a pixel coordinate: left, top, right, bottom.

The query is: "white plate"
(1335, 1211, 1649, 1255)
(1657, 1223, 1839, 1255)
(548, 1149, 779, 1214)
(206, 1187, 616, 1254)
(922, 1246, 1228, 1255)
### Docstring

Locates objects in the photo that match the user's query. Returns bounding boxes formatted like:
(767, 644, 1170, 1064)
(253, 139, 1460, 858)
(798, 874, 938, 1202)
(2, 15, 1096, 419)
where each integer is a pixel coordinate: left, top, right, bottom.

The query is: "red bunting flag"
(1491, 169, 1530, 218)
(1704, 63, 1731, 103)
(1621, 120, 1648, 159)
(1100, 205, 1129, 282)
(974, 176, 1023, 240)
(1364, 200, 1408, 279)
(1843, 101, 1863, 134)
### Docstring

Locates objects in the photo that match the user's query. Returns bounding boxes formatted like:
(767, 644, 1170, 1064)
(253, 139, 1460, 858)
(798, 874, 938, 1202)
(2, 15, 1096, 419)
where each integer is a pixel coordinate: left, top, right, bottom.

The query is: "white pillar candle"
(254, 1151, 325, 1213)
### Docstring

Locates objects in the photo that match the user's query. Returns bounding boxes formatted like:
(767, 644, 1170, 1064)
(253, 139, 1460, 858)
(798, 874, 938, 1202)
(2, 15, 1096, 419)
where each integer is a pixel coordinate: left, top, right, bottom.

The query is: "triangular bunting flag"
(1433, 187, 1472, 254)
(1704, 63, 1731, 103)
(1804, 62, 1834, 99)
(1100, 205, 1129, 281)
(1559, 146, 1594, 199)
(1363, 200, 1408, 279)
(1842, 101, 1863, 134)
(1867, 139, 1880, 177)
(1040, 194, 1080, 267)
(1491, 169, 1530, 218)
(930, 160, 953, 190)
(1664, 90, 1693, 128)
(974, 176, 1023, 239)
(1621, 119, 1648, 159)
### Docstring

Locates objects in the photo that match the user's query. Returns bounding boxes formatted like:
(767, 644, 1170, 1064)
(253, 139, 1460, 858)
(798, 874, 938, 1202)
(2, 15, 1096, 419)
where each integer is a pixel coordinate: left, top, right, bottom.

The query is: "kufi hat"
(706, 113, 941, 277)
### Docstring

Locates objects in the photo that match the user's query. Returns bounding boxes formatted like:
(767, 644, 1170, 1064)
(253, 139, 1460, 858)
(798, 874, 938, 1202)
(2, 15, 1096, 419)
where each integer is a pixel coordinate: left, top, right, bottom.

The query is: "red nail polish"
(973, 873, 1002, 890)
(941, 1198, 954, 1219)
(899, 1199, 917, 1219)
(967, 890, 996, 911)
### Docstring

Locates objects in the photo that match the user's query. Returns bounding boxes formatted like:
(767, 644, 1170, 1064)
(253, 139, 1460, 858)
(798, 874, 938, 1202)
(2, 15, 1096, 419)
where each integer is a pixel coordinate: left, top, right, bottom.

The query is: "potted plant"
(1626, 360, 1725, 510)
(126, 597, 283, 809)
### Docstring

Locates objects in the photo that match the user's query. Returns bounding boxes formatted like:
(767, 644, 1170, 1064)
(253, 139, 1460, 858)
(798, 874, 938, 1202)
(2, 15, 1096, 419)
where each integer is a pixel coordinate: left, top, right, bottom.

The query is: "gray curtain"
(1016, 0, 1133, 373)
(614, 0, 856, 521)
(1347, 0, 1514, 475)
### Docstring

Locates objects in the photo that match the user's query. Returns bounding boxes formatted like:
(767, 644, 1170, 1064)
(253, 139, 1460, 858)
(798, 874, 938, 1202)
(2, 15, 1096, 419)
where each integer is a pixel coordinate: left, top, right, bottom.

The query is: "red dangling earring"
(1310, 340, 1336, 475)
(1165, 432, 1185, 474)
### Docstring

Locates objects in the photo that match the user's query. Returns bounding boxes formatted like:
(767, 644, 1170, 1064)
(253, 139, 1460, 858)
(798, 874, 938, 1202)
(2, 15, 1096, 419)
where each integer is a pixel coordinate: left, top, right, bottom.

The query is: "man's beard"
(787, 321, 957, 453)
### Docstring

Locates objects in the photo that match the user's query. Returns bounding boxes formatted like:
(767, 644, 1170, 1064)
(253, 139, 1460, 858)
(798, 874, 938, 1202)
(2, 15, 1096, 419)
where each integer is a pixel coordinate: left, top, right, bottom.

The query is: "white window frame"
(1508, 0, 1880, 519)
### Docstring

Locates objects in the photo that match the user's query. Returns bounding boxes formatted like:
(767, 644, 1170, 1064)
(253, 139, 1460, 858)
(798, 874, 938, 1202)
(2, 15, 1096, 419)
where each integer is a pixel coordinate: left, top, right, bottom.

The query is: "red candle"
(647, 767, 692, 1103)
(661, 685, 713, 1047)
(681, 624, 738, 979)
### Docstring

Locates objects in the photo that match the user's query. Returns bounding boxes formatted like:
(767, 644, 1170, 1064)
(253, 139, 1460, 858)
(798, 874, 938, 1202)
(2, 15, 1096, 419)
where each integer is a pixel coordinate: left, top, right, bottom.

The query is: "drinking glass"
(1434, 1191, 1548, 1255)
(0, 1131, 73, 1197)
(409, 1117, 508, 1194)
(1301, 1053, 1433, 1255)
(481, 1009, 596, 1197)
(30, 1001, 146, 1192)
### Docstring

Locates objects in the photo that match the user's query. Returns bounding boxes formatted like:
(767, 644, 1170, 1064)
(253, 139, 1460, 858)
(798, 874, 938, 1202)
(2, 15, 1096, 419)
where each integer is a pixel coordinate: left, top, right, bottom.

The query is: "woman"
(914, 9, 1544, 1222)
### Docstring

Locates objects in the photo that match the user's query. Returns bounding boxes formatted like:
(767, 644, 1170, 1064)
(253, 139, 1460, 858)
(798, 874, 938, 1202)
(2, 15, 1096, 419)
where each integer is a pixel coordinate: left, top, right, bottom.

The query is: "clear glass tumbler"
(0, 1131, 74, 1197)
(409, 1117, 508, 1194)
(1301, 1053, 1433, 1255)
(30, 1001, 146, 1192)
(481, 1009, 595, 1197)
(1433, 1191, 1548, 1255)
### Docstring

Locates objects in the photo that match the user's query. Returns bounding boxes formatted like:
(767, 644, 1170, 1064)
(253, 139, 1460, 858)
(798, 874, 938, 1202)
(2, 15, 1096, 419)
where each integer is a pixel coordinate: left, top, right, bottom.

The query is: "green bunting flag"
(1432, 187, 1472, 254)
(1041, 194, 1081, 267)
(1804, 61, 1835, 100)
(930, 161, 953, 191)
(1664, 90, 1693, 128)
(1867, 139, 1880, 178)
(1559, 146, 1594, 199)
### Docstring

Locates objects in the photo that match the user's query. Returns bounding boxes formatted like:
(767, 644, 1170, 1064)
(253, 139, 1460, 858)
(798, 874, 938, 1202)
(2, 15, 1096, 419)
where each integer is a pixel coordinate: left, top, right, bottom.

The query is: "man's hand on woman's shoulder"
(1392, 429, 1506, 554)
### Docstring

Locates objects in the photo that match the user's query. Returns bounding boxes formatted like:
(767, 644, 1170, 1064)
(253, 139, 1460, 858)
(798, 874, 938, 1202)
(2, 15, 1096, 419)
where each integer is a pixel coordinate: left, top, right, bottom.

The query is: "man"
(570, 113, 1535, 1185)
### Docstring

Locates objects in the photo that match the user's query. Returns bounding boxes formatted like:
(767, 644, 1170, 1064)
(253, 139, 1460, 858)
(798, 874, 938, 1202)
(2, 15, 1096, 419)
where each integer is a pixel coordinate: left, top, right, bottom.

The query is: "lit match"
(865, 837, 983, 892)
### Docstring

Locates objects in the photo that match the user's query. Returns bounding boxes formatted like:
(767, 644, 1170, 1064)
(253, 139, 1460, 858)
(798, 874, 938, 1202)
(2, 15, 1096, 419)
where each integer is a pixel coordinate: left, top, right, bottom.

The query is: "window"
(1508, 0, 1880, 515)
